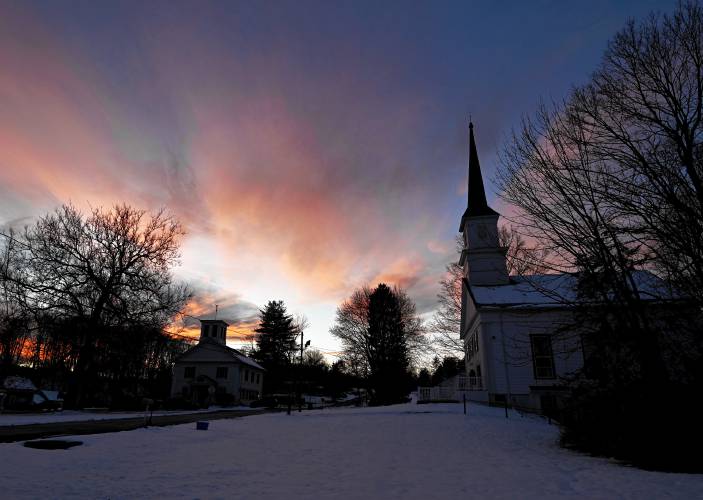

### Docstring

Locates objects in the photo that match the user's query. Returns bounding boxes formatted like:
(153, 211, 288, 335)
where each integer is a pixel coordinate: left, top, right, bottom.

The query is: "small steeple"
(459, 122, 499, 232)
(199, 318, 229, 346)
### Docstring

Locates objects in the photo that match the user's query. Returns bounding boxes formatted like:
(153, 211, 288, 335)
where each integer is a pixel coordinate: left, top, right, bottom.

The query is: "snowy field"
(0, 407, 258, 427)
(1, 402, 701, 499)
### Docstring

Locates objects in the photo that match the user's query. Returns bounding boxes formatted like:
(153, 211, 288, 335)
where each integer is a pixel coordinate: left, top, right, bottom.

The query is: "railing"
(418, 375, 485, 403)
(418, 386, 456, 402)
(456, 375, 483, 391)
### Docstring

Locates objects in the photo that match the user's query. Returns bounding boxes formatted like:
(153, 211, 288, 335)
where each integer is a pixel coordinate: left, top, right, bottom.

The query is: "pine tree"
(252, 300, 297, 393)
(367, 284, 410, 405)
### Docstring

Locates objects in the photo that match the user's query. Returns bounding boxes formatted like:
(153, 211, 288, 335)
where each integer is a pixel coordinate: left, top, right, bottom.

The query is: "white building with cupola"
(171, 319, 264, 407)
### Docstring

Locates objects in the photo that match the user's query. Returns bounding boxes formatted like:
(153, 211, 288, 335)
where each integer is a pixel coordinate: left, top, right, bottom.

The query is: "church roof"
(469, 270, 677, 308)
(459, 122, 499, 232)
(198, 318, 230, 326)
(178, 338, 265, 370)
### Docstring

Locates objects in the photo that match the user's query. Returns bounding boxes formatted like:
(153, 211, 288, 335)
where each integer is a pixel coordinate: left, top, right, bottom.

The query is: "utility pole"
(298, 331, 304, 412)
(298, 331, 310, 412)
(300, 331, 304, 366)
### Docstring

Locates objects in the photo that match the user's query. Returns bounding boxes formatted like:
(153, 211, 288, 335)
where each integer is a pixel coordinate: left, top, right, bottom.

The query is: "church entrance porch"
(186, 375, 218, 408)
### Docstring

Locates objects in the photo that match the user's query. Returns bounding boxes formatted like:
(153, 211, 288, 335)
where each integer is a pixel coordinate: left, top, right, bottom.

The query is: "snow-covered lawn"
(0, 407, 257, 426)
(1, 402, 700, 499)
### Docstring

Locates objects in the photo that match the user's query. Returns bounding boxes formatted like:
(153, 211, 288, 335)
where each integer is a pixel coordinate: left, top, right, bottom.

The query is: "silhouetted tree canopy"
(0, 203, 191, 405)
(331, 283, 425, 404)
(497, 1, 703, 470)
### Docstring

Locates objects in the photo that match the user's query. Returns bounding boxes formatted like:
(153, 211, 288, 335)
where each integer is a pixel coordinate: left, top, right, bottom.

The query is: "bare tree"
(302, 348, 327, 368)
(0, 232, 30, 366)
(499, 2, 703, 306)
(495, 2, 703, 467)
(1, 203, 191, 403)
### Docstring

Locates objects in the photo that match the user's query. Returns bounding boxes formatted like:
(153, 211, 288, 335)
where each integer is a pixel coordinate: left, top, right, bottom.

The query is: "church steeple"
(458, 121, 509, 286)
(459, 122, 499, 232)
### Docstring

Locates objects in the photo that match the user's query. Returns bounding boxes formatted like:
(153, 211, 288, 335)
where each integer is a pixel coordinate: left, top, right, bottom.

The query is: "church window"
(466, 330, 479, 360)
(216, 367, 228, 379)
(184, 366, 196, 378)
(530, 335, 556, 379)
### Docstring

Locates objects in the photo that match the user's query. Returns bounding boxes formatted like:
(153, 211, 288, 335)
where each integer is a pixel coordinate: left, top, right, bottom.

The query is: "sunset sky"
(0, 0, 674, 358)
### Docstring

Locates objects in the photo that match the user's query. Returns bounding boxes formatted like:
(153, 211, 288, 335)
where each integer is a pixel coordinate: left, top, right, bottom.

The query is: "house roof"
(3, 376, 37, 392)
(178, 339, 265, 370)
(469, 270, 677, 308)
(198, 318, 230, 326)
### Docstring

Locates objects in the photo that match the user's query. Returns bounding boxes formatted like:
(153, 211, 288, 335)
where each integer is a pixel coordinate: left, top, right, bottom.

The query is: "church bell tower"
(199, 319, 229, 346)
(458, 122, 509, 286)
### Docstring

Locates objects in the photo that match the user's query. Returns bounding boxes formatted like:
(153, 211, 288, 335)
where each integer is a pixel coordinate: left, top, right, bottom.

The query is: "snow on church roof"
(470, 270, 676, 307)
(231, 349, 265, 371)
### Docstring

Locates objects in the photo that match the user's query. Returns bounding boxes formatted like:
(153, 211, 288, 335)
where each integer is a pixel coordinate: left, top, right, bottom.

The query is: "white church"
(458, 123, 667, 412)
(171, 319, 264, 407)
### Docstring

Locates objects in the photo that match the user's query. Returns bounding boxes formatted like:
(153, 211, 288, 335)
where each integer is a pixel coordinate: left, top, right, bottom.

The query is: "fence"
(417, 375, 484, 403)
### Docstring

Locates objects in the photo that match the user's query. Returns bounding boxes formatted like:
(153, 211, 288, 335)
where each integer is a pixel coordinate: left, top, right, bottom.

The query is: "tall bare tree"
(496, 2, 703, 468)
(1, 203, 190, 403)
(0, 232, 30, 367)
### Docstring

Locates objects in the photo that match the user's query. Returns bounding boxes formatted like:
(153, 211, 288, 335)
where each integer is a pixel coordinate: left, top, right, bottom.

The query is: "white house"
(457, 123, 671, 412)
(171, 319, 264, 406)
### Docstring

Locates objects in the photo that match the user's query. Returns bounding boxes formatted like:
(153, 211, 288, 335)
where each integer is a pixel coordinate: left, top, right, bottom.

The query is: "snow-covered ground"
(1, 402, 700, 499)
(0, 407, 258, 426)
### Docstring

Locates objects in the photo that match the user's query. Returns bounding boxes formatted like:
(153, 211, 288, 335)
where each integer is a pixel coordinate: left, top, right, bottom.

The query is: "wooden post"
(463, 394, 467, 415)
(504, 398, 509, 419)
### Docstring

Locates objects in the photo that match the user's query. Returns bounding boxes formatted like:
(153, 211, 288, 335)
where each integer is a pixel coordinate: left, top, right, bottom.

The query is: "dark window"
(466, 330, 479, 360)
(245, 370, 249, 382)
(256, 373, 260, 384)
(184, 366, 196, 379)
(531, 335, 556, 379)
(216, 367, 228, 379)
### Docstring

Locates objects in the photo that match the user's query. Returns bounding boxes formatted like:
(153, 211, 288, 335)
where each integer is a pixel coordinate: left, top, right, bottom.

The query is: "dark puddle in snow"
(24, 439, 83, 450)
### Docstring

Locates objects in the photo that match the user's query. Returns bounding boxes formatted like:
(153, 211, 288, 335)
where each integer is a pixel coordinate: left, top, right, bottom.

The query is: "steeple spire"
(459, 121, 499, 232)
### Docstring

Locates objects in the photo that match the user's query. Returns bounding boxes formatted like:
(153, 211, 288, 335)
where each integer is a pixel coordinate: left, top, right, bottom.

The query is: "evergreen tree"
(366, 284, 410, 405)
(252, 300, 297, 393)
(331, 283, 425, 405)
